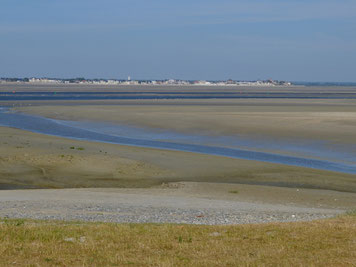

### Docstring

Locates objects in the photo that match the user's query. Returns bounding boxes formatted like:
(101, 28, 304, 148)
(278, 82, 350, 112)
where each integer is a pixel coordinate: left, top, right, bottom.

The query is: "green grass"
(346, 209, 356, 216)
(69, 146, 85, 150)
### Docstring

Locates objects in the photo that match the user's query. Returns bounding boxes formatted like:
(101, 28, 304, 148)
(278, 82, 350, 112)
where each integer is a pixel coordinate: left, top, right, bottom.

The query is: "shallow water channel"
(0, 107, 355, 175)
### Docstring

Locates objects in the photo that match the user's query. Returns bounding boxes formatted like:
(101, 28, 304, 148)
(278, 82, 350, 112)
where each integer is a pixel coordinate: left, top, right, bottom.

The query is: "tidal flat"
(0, 84, 355, 224)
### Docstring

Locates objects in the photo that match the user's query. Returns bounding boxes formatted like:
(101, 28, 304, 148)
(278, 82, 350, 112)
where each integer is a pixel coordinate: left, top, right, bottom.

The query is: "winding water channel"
(0, 107, 355, 174)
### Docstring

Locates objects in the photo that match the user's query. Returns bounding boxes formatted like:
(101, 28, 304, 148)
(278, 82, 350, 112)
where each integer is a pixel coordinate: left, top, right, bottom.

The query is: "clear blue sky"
(1, 0, 355, 81)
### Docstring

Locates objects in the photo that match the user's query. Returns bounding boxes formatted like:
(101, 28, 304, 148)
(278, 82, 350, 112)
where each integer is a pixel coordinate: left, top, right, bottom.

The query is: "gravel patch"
(0, 188, 343, 225)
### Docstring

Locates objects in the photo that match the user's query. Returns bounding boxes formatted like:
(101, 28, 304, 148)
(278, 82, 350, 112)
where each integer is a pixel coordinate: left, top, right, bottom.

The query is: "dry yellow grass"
(0, 215, 355, 266)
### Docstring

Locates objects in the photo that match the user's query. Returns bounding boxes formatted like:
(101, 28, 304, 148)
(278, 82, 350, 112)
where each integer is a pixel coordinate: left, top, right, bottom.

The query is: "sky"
(1, 0, 355, 82)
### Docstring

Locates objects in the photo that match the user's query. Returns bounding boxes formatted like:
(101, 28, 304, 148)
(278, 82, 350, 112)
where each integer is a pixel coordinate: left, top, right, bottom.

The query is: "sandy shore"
(1, 127, 355, 192)
(14, 98, 356, 145)
(2, 125, 354, 224)
(1, 86, 355, 224)
(2, 126, 354, 224)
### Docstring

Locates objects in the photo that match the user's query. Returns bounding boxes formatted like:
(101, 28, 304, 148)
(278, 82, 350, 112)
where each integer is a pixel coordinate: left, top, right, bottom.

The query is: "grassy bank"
(0, 215, 355, 266)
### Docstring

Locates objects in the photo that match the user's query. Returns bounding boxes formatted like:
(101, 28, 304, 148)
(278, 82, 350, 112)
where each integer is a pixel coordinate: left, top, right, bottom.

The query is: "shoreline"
(1, 106, 356, 174)
(12, 99, 356, 144)
(1, 126, 355, 192)
(2, 126, 353, 224)
(0, 86, 355, 225)
(1, 82, 356, 93)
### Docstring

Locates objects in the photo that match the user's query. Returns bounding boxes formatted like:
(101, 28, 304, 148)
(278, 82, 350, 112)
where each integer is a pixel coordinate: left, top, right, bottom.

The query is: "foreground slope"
(0, 215, 355, 266)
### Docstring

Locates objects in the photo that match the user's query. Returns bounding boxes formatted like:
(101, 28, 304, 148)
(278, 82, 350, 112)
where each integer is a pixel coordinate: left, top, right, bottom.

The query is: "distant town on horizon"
(2, 77, 356, 87)
(0, 77, 292, 86)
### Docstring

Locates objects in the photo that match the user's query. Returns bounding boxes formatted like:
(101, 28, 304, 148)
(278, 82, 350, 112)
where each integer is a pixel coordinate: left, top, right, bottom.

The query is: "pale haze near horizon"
(0, 0, 355, 82)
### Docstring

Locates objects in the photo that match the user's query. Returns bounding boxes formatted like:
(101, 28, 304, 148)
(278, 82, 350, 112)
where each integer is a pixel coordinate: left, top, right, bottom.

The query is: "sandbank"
(13, 98, 356, 145)
(1, 127, 355, 194)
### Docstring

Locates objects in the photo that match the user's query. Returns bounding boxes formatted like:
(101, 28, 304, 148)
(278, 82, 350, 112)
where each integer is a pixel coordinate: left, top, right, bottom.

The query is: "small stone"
(209, 232, 221, 237)
(64, 237, 75, 242)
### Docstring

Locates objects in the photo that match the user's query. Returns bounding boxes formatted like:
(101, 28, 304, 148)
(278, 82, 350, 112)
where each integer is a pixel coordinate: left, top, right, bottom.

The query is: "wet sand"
(2, 126, 355, 224)
(1, 126, 355, 193)
(14, 98, 356, 145)
(2, 95, 355, 192)
(1, 85, 355, 223)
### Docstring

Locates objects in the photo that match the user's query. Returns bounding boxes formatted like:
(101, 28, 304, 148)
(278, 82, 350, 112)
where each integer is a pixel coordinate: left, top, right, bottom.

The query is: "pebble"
(0, 200, 339, 225)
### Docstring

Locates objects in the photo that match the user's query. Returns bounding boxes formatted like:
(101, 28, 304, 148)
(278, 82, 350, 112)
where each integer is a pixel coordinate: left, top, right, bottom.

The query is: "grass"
(346, 209, 356, 216)
(69, 146, 85, 150)
(229, 190, 239, 194)
(0, 215, 355, 266)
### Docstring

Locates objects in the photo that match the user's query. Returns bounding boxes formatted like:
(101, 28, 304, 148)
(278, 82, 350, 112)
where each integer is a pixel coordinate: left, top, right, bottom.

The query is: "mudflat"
(2, 126, 356, 223)
(1, 84, 356, 224)
(15, 98, 356, 145)
(2, 126, 355, 192)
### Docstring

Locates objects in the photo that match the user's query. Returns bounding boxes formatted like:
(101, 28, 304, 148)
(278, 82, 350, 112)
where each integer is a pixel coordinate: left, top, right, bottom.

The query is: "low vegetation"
(1, 127, 356, 192)
(0, 215, 355, 266)
(69, 146, 85, 150)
